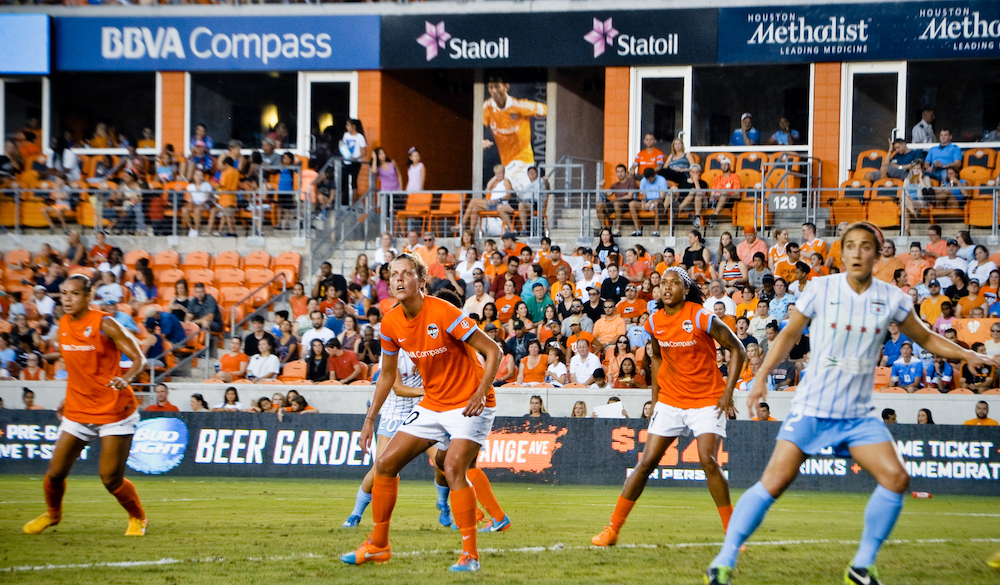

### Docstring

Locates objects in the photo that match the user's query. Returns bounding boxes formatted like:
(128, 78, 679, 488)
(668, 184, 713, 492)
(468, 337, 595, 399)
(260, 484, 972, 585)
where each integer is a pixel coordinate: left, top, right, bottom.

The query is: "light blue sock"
(852, 485, 904, 568)
(351, 486, 372, 518)
(711, 482, 776, 569)
(436, 483, 450, 508)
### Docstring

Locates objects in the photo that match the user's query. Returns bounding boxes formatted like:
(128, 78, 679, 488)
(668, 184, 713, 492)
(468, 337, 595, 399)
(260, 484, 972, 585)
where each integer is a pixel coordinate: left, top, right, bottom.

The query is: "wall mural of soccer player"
(481, 72, 547, 197)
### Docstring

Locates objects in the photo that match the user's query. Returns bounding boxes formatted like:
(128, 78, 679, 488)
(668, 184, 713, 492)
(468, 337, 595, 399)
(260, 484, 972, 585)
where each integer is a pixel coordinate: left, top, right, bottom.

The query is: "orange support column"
(603, 67, 630, 186)
(160, 72, 186, 152)
(355, 71, 382, 195)
(812, 63, 842, 190)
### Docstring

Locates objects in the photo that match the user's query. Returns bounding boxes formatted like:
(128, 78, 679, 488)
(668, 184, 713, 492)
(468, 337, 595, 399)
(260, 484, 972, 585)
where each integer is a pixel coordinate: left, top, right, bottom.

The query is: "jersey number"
(403, 411, 419, 426)
(782, 411, 804, 432)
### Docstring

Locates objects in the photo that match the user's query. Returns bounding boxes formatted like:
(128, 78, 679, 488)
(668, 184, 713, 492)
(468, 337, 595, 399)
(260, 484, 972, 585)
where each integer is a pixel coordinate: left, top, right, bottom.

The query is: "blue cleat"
(437, 501, 453, 527)
(449, 552, 481, 572)
(342, 514, 361, 528)
(479, 514, 511, 533)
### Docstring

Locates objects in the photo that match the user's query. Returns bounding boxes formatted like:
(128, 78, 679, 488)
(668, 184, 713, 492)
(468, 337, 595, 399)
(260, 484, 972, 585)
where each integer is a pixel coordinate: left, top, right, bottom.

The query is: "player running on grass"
(341, 254, 502, 572)
(592, 266, 746, 548)
(23, 275, 149, 537)
(706, 222, 1000, 585)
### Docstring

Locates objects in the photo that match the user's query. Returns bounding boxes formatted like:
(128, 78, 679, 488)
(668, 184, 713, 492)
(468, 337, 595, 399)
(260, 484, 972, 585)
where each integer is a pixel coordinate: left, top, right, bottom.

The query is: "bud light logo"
(126, 418, 188, 475)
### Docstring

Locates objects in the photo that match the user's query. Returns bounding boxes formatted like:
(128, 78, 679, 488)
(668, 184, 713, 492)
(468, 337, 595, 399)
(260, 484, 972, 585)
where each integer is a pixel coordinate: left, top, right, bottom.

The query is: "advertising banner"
(54, 16, 380, 72)
(2, 411, 997, 495)
(0, 15, 50, 75)
(719, 1, 1000, 64)
(381, 10, 717, 70)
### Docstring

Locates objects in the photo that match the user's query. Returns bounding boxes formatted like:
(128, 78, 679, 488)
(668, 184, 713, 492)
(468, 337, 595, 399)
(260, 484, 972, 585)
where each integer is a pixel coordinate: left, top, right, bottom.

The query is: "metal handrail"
(141, 323, 213, 387)
(229, 271, 290, 336)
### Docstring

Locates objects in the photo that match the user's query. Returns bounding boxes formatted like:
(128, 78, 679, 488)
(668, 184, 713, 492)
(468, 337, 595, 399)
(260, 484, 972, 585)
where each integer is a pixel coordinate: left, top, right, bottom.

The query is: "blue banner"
(719, 1, 1000, 64)
(0, 15, 50, 75)
(54, 16, 379, 72)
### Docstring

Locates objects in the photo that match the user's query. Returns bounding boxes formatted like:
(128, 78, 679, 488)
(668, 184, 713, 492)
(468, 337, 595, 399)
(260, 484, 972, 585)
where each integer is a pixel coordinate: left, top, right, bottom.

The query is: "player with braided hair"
(592, 266, 746, 548)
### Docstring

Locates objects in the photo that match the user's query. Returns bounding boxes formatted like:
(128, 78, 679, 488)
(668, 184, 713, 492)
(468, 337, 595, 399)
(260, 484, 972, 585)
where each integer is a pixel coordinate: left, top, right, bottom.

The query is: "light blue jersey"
(791, 274, 912, 419)
(376, 351, 422, 438)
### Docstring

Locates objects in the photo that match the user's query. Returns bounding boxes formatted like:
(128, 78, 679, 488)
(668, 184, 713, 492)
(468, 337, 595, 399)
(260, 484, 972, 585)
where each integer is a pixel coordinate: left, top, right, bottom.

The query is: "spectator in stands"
(772, 242, 800, 283)
(966, 246, 995, 287)
(598, 164, 636, 236)
(570, 400, 588, 418)
(569, 338, 602, 385)
(188, 283, 222, 334)
(718, 244, 748, 289)
(594, 299, 627, 348)
(957, 279, 986, 318)
(960, 343, 995, 392)
(506, 319, 537, 364)
(127, 266, 157, 307)
(20, 353, 46, 381)
(283, 395, 318, 415)
(880, 138, 925, 181)
(911, 109, 935, 143)
(658, 137, 697, 184)
(327, 338, 362, 383)
(985, 324, 1000, 357)
(917, 408, 935, 424)
(768, 117, 800, 146)
(146, 383, 179, 412)
(96, 246, 125, 281)
(301, 311, 335, 359)
(466, 164, 515, 234)
(22, 388, 44, 410)
(300, 339, 329, 383)
(41, 176, 72, 235)
(881, 408, 897, 424)
(890, 341, 924, 392)
(630, 132, 664, 178)
(244, 315, 276, 358)
(595, 228, 621, 268)
(246, 338, 280, 383)
(182, 168, 213, 237)
(616, 284, 646, 324)
(87, 232, 112, 266)
(356, 325, 380, 367)
(217, 336, 249, 383)
(954, 230, 976, 263)
(924, 355, 953, 391)
(540, 245, 571, 286)
(111, 171, 147, 235)
(212, 387, 244, 412)
(31, 285, 55, 320)
(964, 401, 998, 426)
(945, 271, 970, 304)
(276, 320, 299, 367)
(768, 278, 795, 323)
(312, 261, 347, 302)
(933, 239, 965, 281)
(576, 263, 602, 298)
(672, 163, 709, 228)
(704, 279, 737, 317)
(94, 271, 124, 305)
(731, 112, 759, 146)
(933, 167, 970, 208)
(338, 314, 364, 353)
(746, 252, 772, 291)
(707, 157, 740, 228)
(405, 147, 425, 193)
(630, 167, 667, 237)
(613, 357, 644, 389)
(871, 240, 904, 284)
(924, 129, 963, 184)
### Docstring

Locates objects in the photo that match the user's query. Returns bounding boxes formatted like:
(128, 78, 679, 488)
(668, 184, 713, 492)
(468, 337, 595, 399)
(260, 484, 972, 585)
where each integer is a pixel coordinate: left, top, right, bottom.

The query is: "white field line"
(4, 538, 1000, 573)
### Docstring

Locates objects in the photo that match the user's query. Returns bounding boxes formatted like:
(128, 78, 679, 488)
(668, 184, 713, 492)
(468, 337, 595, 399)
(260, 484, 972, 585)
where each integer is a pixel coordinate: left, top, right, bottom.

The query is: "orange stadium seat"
(152, 250, 180, 272)
(914, 388, 940, 394)
(873, 367, 890, 391)
(184, 268, 216, 288)
(394, 192, 433, 235)
(5, 249, 32, 267)
(274, 252, 301, 282)
(215, 268, 246, 288)
(853, 150, 886, 179)
(181, 251, 212, 271)
(244, 251, 272, 270)
(430, 192, 464, 236)
(963, 147, 996, 171)
(155, 268, 185, 289)
(736, 151, 767, 174)
(948, 388, 975, 394)
(124, 249, 151, 270)
(278, 360, 307, 382)
(214, 251, 243, 270)
(878, 387, 907, 394)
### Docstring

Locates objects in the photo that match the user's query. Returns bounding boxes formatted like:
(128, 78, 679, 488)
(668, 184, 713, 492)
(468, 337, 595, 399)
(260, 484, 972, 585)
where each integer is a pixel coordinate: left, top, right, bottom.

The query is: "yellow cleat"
(23, 513, 60, 535)
(591, 526, 619, 547)
(125, 517, 148, 536)
(988, 550, 1000, 569)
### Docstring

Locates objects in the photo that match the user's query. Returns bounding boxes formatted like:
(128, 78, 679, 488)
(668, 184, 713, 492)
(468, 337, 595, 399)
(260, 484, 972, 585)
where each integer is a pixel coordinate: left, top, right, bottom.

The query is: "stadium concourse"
(0, 219, 997, 425)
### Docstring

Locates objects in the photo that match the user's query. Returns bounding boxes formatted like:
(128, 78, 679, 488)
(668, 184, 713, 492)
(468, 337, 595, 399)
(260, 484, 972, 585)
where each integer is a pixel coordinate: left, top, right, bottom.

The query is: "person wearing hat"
(932, 238, 965, 280)
(566, 320, 598, 363)
(31, 285, 56, 319)
(616, 284, 647, 324)
(919, 279, 948, 325)
(506, 319, 537, 364)
(582, 286, 604, 322)
(731, 112, 759, 146)
(708, 156, 741, 228)
(738, 227, 768, 269)
(576, 262, 602, 297)
(890, 341, 924, 392)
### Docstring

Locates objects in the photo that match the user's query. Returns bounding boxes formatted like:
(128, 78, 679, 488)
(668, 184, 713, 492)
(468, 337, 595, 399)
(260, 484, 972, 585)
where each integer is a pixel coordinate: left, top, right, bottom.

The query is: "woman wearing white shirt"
(956, 230, 976, 263)
(340, 119, 367, 205)
(966, 245, 997, 285)
(545, 346, 568, 386)
(371, 232, 398, 268)
(405, 147, 425, 192)
(456, 244, 485, 282)
(212, 387, 245, 411)
(246, 338, 281, 383)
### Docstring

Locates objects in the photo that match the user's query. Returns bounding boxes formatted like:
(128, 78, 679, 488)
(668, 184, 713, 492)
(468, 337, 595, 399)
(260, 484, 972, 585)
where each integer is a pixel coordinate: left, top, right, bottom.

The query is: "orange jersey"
(800, 238, 828, 261)
(644, 302, 725, 409)
(616, 298, 646, 320)
(827, 240, 844, 271)
(768, 243, 788, 267)
(484, 96, 546, 165)
(496, 294, 519, 323)
(380, 296, 494, 412)
(633, 148, 664, 174)
(808, 265, 830, 280)
(773, 260, 797, 283)
(59, 310, 138, 425)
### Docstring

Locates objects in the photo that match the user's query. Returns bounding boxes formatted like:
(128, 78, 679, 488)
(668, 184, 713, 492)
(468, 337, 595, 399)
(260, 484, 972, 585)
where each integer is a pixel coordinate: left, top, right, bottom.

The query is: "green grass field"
(0, 475, 997, 584)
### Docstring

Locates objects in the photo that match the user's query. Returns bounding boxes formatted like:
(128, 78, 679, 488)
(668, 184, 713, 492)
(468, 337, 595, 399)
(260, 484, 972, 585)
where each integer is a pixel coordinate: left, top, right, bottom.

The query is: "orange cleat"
(341, 539, 392, 565)
(591, 526, 619, 547)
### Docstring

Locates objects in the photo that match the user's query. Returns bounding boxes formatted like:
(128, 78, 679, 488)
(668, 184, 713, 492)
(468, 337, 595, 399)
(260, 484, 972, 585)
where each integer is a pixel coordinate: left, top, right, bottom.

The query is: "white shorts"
(59, 411, 140, 442)
(505, 160, 532, 194)
(648, 402, 726, 439)
(398, 404, 496, 449)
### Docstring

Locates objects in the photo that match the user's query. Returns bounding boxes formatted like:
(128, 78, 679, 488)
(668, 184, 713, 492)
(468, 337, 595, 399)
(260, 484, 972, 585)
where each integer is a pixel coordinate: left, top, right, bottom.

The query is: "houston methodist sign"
(55, 16, 379, 71)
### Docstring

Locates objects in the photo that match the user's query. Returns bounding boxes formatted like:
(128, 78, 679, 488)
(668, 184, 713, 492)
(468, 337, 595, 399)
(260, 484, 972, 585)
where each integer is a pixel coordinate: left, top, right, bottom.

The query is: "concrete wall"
(5, 381, 995, 426)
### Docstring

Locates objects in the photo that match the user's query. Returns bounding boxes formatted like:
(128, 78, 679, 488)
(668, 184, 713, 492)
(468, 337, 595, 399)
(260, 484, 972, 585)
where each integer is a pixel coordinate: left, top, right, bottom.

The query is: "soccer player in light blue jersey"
(706, 223, 1000, 585)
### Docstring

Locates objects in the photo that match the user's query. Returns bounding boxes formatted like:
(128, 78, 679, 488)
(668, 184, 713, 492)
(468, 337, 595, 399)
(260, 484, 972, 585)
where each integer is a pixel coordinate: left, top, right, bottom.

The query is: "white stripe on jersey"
(379, 350, 421, 421)
(791, 273, 912, 419)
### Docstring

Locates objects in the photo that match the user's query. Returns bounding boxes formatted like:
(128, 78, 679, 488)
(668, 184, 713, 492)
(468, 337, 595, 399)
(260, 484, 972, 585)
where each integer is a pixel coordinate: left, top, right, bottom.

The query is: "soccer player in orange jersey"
(482, 73, 547, 198)
(23, 275, 149, 536)
(592, 267, 746, 548)
(341, 253, 502, 572)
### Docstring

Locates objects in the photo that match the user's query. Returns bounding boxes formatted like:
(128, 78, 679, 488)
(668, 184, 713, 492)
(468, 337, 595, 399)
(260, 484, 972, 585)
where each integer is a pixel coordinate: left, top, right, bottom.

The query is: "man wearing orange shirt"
(145, 384, 180, 412)
(799, 222, 827, 260)
(501, 232, 528, 259)
(483, 74, 547, 196)
(964, 401, 998, 426)
(873, 240, 905, 283)
(19, 131, 42, 163)
(629, 133, 664, 178)
(773, 243, 801, 283)
(418, 232, 441, 268)
(904, 242, 931, 287)
(87, 232, 113, 266)
(616, 284, 646, 324)
(925, 225, 948, 259)
(593, 300, 627, 347)
(708, 157, 741, 227)
(654, 248, 680, 275)
(736, 226, 768, 267)
(539, 245, 571, 285)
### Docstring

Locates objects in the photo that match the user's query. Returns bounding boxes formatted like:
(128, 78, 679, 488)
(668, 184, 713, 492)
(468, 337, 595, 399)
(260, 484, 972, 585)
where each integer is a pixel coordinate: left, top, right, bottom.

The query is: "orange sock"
(370, 475, 399, 548)
(43, 476, 65, 520)
(466, 468, 504, 521)
(718, 504, 733, 533)
(609, 496, 635, 532)
(451, 486, 479, 560)
(110, 479, 145, 520)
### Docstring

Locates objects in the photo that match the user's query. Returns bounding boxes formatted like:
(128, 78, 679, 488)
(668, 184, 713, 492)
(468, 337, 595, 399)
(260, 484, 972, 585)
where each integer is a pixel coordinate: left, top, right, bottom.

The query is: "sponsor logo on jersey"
(427, 324, 439, 339)
(682, 319, 694, 333)
(83, 326, 93, 338)
(126, 417, 188, 475)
